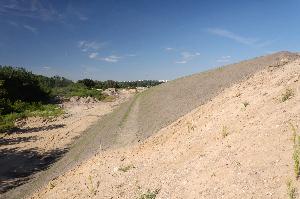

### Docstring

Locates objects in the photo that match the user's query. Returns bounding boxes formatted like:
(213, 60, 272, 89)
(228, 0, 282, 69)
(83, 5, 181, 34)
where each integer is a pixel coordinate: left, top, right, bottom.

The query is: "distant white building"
(159, 80, 168, 83)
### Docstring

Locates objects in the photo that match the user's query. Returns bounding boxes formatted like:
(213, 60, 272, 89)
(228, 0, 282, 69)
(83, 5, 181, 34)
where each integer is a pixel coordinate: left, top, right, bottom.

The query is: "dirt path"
(115, 95, 141, 146)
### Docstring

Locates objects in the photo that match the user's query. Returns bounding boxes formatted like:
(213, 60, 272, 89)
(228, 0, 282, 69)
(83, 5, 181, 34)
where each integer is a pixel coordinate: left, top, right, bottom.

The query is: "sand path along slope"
(30, 55, 300, 198)
(2, 51, 299, 199)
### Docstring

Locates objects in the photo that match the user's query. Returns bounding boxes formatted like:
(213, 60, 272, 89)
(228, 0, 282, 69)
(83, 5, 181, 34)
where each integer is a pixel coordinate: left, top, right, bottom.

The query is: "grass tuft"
(282, 88, 294, 102)
(102, 95, 117, 102)
(138, 189, 160, 199)
(290, 121, 300, 179)
(288, 122, 297, 145)
(221, 125, 229, 138)
(87, 175, 97, 196)
(242, 101, 249, 107)
(293, 148, 300, 179)
(187, 121, 195, 133)
(287, 179, 297, 199)
(118, 164, 135, 172)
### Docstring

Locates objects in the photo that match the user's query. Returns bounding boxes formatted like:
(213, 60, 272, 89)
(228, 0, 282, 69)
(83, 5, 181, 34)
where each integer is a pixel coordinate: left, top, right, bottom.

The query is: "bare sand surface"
(30, 59, 300, 198)
(0, 92, 133, 193)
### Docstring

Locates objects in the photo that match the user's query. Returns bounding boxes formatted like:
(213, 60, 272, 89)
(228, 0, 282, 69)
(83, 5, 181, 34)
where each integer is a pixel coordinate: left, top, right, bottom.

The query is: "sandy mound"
(28, 59, 300, 198)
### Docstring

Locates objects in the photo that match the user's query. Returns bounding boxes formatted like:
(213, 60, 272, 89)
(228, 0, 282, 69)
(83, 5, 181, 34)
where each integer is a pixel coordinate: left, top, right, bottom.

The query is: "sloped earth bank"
(2, 51, 299, 199)
(0, 93, 132, 194)
(29, 56, 300, 198)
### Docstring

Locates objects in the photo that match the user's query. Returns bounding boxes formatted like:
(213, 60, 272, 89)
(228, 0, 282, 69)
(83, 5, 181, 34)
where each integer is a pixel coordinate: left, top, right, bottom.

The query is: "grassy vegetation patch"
(52, 84, 105, 100)
(0, 102, 63, 133)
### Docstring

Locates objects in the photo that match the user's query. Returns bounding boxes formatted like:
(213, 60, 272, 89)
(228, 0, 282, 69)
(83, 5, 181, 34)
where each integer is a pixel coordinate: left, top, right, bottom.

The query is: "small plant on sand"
(87, 175, 97, 196)
(293, 145, 300, 179)
(49, 182, 55, 189)
(288, 121, 300, 179)
(118, 164, 135, 172)
(102, 95, 117, 102)
(235, 92, 241, 97)
(282, 88, 294, 102)
(242, 101, 249, 107)
(138, 189, 160, 199)
(221, 125, 229, 138)
(287, 179, 297, 199)
(187, 121, 195, 133)
(288, 122, 297, 144)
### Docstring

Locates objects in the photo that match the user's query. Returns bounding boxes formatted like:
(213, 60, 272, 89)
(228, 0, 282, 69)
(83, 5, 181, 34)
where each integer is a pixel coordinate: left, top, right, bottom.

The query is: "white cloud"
(88, 52, 121, 63)
(101, 55, 121, 63)
(217, 59, 229, 63)
(89, 52, 98, 59)
(76, 14, 88, 21)
(206, 28, 272, 48)
(0, 0, 63, 22)
(221, 55, 231, 59)
(42, 66, 51, 70)
(8, 21, 38, 34)
(216, 55, 231, 63)
(175, 51, 200, 64)
(207, 28, 257, 45)
(1, 1, 91, 25)
(23, 24, 38, 34)
(181, 52, 200, 59)
(78, 40, 127, 63)
(126, 54, 137, 57)
(165, 47, 174, 51)
(78, 41, 106, 52)
(7, 21, 19, 27)
(175, 60, 187, 64)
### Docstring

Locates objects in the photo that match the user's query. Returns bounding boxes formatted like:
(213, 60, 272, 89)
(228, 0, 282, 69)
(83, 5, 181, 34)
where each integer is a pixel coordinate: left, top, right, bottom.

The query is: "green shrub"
(52, 83, 105, 100)
(0, 66, 50, 103)
(0, 117, 15, 132)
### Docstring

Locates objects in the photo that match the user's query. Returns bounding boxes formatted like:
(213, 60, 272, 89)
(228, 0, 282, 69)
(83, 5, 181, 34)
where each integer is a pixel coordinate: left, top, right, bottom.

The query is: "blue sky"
(1, 0, 300, 81)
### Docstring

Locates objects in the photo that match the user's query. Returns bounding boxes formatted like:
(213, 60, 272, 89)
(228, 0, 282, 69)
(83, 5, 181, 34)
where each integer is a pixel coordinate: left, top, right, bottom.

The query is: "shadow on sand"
(9, 124, 66, 134)
(0, 124, 68, 194)
(0, 147, 67, 193)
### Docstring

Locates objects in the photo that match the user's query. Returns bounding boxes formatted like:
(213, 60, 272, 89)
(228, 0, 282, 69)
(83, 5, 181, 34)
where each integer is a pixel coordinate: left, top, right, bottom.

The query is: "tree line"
(0, 65, 163, 114)
(0, 65, 164, 132)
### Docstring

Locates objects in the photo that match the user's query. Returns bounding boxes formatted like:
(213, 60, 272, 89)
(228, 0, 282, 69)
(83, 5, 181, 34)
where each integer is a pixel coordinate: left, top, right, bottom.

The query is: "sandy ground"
(0, 91, 133, 193)
(1, 92, 132, 153)
(29, 59, 300, 198)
